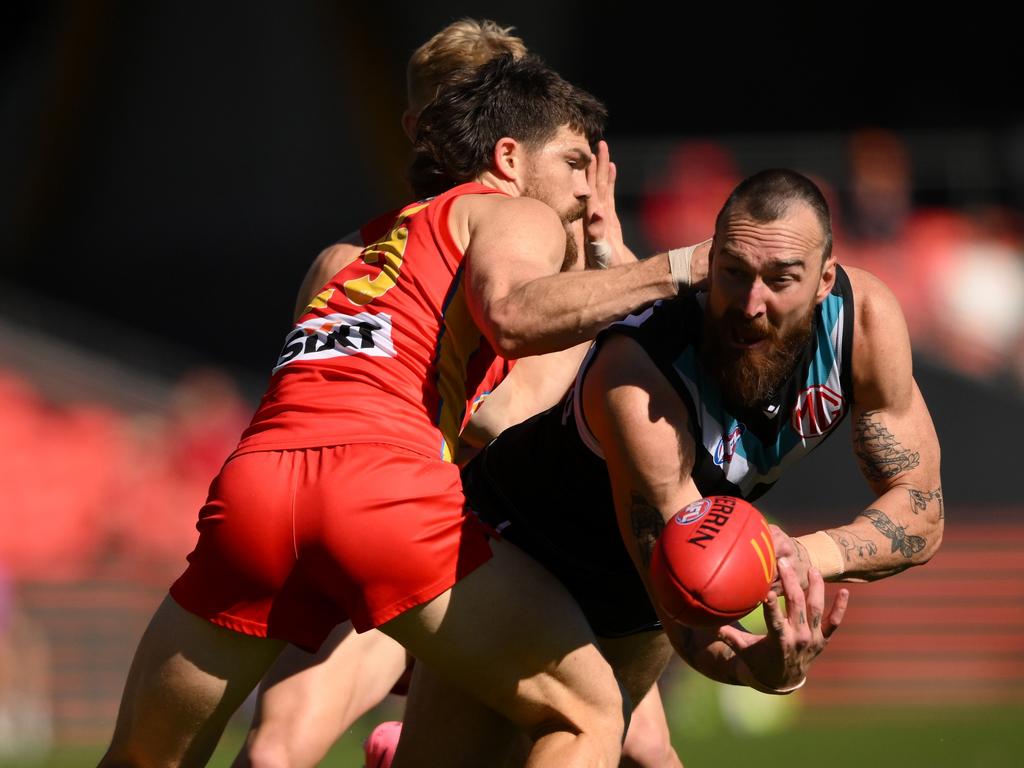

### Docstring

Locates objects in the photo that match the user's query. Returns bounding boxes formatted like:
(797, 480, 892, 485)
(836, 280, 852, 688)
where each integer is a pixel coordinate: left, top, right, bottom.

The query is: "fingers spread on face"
(594, 140, 610, 193)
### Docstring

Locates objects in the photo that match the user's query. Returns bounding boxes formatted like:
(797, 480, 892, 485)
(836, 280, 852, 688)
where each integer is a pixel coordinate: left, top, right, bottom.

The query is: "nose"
(575, 170, 591, 199)
(739, 279, 768, 319)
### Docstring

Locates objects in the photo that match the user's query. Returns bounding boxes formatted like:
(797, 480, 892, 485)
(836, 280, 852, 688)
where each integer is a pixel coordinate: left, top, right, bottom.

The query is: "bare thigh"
(600, 631, 680, 767)
(380, 539, 625, 768)
(620, 682, 683, 768)
(394, 662, 526, 768)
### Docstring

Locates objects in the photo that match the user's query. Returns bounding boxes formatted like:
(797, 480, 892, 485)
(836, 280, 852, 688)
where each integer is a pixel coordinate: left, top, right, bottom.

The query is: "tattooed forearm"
(829, 528, 878, 563)
(853, 411, 921, 481)
(908, 487, 944, 519)
(630, 492, 666, 569)
(858, 508, 926, 559)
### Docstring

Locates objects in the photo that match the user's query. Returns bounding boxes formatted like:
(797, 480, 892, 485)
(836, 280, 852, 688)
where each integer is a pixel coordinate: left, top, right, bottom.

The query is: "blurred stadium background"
(1, 3, 1021, 766)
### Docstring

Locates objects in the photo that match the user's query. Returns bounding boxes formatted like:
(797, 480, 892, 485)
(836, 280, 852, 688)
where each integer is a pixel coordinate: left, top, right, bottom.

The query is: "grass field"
(5, 703, 1021, 768)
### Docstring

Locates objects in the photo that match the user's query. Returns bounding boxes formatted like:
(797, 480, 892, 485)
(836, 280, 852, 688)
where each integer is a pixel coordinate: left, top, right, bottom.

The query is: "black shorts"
(461, 447, 661, 639)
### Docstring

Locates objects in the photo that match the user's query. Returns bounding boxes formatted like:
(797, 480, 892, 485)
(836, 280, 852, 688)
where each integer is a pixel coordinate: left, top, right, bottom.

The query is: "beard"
(560, 223, 579, 272)
(700, 304, 814, 411)
(522, 178, 585, 225)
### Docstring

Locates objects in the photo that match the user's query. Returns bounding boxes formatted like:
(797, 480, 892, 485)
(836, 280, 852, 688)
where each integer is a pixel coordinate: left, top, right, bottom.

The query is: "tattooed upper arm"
(853, 409, 921, 482)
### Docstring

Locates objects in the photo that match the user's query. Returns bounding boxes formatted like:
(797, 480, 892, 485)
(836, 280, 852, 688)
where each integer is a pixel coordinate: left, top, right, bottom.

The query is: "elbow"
(913, 517, 944, 567)
(923, 519, 944, 564)
(491, 331, 529, 359)
(484, 303, 533, 359)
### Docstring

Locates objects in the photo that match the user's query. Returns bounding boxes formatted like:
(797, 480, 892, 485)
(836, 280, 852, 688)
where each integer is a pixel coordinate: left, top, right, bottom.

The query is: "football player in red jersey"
(100, 53, 726, 768)
(238, 20, 703, 765)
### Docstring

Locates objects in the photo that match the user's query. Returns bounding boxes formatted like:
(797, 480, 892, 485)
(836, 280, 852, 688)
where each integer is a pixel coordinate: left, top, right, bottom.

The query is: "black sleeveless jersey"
(463, 266, 855, 637)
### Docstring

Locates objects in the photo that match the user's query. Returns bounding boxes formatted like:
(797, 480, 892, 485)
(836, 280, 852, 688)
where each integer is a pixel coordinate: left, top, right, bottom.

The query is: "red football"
(649, 496, 776, 627)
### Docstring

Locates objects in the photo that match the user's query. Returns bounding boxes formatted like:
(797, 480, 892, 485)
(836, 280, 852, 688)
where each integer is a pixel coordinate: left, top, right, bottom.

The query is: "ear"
(491, 137, 524, 182)
(815, 256, 837, 304)
(401, 109, 419, 142)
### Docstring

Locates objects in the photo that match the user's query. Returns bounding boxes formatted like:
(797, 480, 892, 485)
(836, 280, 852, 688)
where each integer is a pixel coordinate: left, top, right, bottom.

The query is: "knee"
(526, 677, 626, 762)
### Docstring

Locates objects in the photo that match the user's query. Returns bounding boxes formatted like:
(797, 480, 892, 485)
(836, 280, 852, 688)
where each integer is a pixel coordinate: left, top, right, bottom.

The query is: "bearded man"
(391, 168, 940, 765)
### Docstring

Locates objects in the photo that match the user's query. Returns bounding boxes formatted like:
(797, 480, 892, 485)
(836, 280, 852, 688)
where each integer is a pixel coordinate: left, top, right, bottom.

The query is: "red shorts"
(169, 443, 493, 652)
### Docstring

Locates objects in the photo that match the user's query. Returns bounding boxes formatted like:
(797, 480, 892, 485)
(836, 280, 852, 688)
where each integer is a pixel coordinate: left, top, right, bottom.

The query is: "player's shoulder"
(317, 240, 364, 274)
(586, 332, 669, 396)
(843, 264, 905, 333)
(459, 192, 563, 230)
(842, 264, 913, 397)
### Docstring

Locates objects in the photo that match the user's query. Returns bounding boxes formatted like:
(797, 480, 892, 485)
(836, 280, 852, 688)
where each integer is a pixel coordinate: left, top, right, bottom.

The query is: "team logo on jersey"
(675, 498, 711, 526)
(713, 423, 746, 466)
(273, 311, 396, 372)
(791, 385, 846, 438)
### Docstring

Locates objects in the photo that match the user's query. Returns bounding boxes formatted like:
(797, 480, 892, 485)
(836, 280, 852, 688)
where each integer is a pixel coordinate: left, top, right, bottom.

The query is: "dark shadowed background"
(1, 3, 1021, 763)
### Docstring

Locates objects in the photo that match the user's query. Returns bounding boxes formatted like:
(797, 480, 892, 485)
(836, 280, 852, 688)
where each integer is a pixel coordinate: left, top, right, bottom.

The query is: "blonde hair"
(406, 19, 528, 113)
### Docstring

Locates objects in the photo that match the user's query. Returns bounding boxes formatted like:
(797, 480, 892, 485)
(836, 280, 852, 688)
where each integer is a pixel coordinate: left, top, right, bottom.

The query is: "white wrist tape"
(735, 658, 806, 695)
(667, 244, 695, 286)
(795, 531, 845, 579)
(589, 239, 613, 269)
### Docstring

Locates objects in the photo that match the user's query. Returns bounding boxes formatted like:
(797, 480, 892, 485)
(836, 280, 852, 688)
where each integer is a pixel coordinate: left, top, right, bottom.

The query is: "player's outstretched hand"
(718, 557, 849, 693)
(584, 140, 637, 268)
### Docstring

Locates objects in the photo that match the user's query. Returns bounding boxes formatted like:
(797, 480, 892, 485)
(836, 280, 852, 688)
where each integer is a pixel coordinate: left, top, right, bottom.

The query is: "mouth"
(728, 326, 769, 349)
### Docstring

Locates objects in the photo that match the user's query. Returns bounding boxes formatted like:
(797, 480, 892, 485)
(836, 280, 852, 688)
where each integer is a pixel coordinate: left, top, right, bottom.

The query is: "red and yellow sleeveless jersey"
(235, 182, 509, 463)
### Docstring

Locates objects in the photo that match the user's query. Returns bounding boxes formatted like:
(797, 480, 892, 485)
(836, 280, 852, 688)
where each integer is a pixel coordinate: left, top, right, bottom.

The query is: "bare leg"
(599, 631, 681, 768)
(620, 684, 682, 768)
(381, 539, 625, 768)
(235, 625, 407, 768)
(99, 596, 285, 768)
(394, 662, 525, 768)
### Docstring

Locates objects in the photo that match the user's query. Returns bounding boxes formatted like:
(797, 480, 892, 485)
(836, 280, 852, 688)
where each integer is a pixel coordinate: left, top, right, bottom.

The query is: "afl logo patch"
(713, 423, 746, 466)
(792, 385, 846, 438)
(675, 498, 711, 526)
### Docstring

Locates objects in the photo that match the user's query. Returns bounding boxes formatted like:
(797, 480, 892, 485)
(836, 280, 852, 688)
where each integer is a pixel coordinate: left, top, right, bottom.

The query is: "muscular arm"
(581, 335, 847, 692)
(580, 335, 723, 668)
(581, 334, 846, 692)
(458, 196, 679, 358)
(792, 268, 943, 582)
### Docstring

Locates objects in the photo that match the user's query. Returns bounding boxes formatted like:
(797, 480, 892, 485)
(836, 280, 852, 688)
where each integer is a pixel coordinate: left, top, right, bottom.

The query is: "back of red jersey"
(237, 182, 507, 462)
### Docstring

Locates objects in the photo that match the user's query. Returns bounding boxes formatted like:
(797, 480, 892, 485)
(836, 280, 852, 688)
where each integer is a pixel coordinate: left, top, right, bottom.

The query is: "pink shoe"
(363, 720, 403, 768)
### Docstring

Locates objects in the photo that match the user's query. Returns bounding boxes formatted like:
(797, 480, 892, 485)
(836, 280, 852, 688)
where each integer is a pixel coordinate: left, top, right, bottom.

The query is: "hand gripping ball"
(649, 496, 776, 627)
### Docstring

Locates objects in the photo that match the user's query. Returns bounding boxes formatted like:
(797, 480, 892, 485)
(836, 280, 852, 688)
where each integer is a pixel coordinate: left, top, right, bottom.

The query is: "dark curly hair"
(408, 54, 607, 198)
